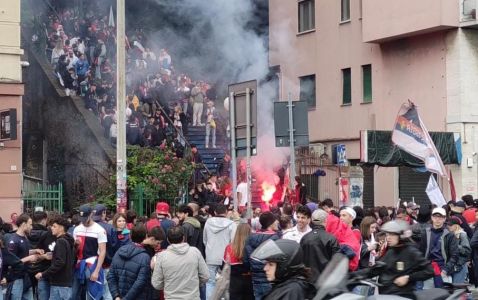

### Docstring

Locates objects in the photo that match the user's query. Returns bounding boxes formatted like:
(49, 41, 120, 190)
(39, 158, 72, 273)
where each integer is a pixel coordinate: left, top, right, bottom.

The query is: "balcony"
(362, 0, 459, 43)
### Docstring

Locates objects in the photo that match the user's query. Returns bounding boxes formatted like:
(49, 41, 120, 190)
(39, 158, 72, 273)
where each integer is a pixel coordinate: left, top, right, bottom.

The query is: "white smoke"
(146, 0, 290, 175)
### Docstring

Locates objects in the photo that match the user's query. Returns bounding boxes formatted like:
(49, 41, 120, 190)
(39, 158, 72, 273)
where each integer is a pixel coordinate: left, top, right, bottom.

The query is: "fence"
(130, 184, 188, 217)
(23, 179, 63, 213)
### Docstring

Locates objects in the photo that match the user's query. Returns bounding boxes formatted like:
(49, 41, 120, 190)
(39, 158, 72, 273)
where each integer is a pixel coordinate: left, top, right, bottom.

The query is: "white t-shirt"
(73, 222, 107, 260)
(282, 225, 312, 243)
(237, 182, 249, 206)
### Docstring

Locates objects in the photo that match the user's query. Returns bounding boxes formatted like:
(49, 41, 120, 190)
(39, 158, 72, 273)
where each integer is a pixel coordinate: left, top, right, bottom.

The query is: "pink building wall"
(270, 0, 451, 206)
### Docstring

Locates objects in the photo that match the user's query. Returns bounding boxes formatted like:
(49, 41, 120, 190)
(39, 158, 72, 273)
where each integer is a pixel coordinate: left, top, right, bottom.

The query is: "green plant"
(94, 145, 193, 211)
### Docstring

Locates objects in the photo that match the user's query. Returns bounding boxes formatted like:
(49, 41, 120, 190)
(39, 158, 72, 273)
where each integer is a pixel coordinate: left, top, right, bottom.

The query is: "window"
(341, 0, 351, 22)
(362, 64, 372, 102)
(298, 0, 315, 32)
(342, 68, 351, 105)
(299, 75, 316, 108)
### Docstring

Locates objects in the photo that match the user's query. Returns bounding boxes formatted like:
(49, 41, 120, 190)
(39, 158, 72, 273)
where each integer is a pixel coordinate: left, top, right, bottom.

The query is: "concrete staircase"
(184, 125, 227, 173)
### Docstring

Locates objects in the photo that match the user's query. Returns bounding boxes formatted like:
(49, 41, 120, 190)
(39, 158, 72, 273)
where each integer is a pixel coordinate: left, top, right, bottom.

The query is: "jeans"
(252, 282, 271, 300)
(0, 286, 3, 300)
(38, 278, 51, 300)
(102, 268, 112, 300)
(10, 278, 33, 300)
(205, 123, 216, 148)
(452, 265, 468, 284)
(71, 268, 95, 300)
(49, 286, 72, 300)
(206, 264, 220, 299)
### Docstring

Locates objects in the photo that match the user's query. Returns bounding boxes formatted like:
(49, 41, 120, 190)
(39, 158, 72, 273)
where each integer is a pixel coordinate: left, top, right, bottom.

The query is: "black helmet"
(251, 239, 304, 281)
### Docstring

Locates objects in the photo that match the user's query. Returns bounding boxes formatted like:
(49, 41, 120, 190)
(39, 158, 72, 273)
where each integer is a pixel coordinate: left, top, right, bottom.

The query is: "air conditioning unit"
(309, 143, 325, 155)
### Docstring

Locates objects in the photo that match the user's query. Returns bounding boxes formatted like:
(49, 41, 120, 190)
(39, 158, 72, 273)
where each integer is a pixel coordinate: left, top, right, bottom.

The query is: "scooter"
(312, 254, 470, 300)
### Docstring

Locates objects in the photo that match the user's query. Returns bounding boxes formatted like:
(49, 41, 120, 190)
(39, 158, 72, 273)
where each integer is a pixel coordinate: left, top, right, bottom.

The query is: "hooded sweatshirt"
(41, 233, 75, 287)
(203, 216, 237, 265)
(151, 243, 209, 300)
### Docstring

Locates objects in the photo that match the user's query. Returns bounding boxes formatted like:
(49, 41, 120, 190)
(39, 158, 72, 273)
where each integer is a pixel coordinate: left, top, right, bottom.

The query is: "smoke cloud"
(135, 0, 290, 175)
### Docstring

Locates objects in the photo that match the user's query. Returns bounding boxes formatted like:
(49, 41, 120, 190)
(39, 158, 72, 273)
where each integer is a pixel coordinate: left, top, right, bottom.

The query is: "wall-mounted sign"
(0, 109, 17, 141)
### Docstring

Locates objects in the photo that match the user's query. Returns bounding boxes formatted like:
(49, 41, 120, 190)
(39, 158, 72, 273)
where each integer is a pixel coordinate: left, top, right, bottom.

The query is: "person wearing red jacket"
(326, 213, 361, 271)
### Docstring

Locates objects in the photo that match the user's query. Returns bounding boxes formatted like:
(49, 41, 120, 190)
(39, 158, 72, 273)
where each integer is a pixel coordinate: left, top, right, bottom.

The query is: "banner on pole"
(391, 102, 448, 178)
(426, 175, 447, 207)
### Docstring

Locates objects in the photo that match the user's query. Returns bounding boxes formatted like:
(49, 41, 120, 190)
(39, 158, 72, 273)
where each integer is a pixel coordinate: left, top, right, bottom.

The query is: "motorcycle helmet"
(381, 220, 412, 239)
(251, 239, 305, 281)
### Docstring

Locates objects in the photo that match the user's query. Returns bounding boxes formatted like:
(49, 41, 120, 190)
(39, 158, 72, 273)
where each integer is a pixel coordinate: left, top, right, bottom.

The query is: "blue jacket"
(75, 59, 89, 76)
(108, 243, 152, 300)
(243, 231, 280, 285)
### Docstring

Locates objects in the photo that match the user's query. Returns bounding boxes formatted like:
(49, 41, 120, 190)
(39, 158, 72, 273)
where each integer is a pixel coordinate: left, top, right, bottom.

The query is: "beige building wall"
(0, 0, 24, 220)
(270, 0, 478, 206)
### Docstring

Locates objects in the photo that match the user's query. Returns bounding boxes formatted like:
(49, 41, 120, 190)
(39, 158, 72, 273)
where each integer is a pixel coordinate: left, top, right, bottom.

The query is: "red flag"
(449, 170, 456, 202)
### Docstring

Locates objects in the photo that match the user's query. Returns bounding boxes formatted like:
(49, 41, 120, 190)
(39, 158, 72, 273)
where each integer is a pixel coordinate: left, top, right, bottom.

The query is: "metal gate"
(130, 184, 188, 217)
(22, 180, 63, 213)
(296, 148, 339, 205)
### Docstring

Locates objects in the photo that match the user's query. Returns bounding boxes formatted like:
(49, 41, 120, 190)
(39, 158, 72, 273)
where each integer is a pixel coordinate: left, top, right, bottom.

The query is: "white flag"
(109, 6, 115, 28)
(426, 175, 446, 207)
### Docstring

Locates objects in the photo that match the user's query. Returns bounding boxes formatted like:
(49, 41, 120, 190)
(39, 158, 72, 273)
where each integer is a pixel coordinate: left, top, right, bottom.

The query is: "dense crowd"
(1, 194, 478, 300)
(34, 2, 221, 155)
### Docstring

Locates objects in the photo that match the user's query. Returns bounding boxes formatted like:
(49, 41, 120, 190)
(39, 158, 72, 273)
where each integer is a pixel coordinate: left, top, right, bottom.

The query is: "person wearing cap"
(146, 202, 175, 250)
(446, 216, 471, 284)
(92, 204, 115, 300)
(418, 207, 460, 288)
(339, 206, 361, 243)
(243, 212, 280, 300)
(449, 200, 473, 239)
(300, 209, 340, 283)
(71, 204, 107, 300)
(35, 216, 75, 300)
(282, 205, 312, 243)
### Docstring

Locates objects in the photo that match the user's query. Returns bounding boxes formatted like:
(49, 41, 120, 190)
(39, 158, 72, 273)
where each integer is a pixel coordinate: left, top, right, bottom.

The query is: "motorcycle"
(313, 254, 471, 300)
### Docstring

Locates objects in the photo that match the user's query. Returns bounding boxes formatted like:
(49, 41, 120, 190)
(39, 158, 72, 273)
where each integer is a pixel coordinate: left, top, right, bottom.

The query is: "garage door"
(399, 167, 432, 206)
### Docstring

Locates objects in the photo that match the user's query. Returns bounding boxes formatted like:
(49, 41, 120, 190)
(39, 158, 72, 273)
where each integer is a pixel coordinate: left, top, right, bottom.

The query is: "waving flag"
(391, 102, 447, 178)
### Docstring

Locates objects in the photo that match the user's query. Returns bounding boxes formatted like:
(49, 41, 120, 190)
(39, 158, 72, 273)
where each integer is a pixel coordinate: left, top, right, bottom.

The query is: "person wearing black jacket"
(300, 209, 340, 283)
(251, 239, 316, 300)
(356, 220, 434, 298)
(29, 211, 57, 300)
(177, 205, 203, 253)
(449, 200, 473, 239)
(35, 216, 75, 300)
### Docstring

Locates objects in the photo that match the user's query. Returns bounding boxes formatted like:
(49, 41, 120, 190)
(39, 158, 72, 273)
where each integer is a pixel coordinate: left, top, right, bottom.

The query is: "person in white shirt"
(282, 205, 312, 243)
(236, 179, 249, 211)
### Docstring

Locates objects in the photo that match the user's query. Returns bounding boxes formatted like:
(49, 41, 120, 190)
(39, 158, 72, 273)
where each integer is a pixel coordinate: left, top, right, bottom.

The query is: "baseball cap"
(453, 201, 466, 209)
(447, 216, 463, 226)
(407, 202, 419, 210)
(156, 202, 169, 215)
(432, 207, 447, 217)
(311, 209, 328, 225)
(92, 204, 107, 222)
(79, 204, 93, 223)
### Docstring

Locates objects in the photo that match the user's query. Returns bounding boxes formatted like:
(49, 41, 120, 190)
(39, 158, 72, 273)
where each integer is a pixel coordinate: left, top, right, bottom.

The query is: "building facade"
(269, 0, 478, 207)
(0, 0, 24, 219)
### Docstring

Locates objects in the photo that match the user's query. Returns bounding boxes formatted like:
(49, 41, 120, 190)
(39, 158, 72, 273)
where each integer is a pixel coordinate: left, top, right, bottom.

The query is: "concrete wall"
(23, 48, 115, 210)
(362, 0, 459, 43)
(0, 0, 23, 220)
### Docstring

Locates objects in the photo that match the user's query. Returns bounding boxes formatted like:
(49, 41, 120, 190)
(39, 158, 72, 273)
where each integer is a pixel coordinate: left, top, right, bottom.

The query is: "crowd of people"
(1, 194, 478, 299)
(34, 2, 221, 154)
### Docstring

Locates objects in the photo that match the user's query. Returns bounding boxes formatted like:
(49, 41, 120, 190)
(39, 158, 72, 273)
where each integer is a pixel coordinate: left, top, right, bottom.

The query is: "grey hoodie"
(203, 216, 237, 265)
(151, 243, 208, 300)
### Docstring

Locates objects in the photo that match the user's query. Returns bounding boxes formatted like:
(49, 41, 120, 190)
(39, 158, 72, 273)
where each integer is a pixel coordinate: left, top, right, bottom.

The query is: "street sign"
(228, 80, 257, 157)
(332, 144, 347, 166)
(274, 101, 309, 147)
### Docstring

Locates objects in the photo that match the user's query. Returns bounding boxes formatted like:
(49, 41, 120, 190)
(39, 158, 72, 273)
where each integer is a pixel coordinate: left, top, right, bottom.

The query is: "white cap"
(432, 207, 446, 217)
(341, 207, 356, 220)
